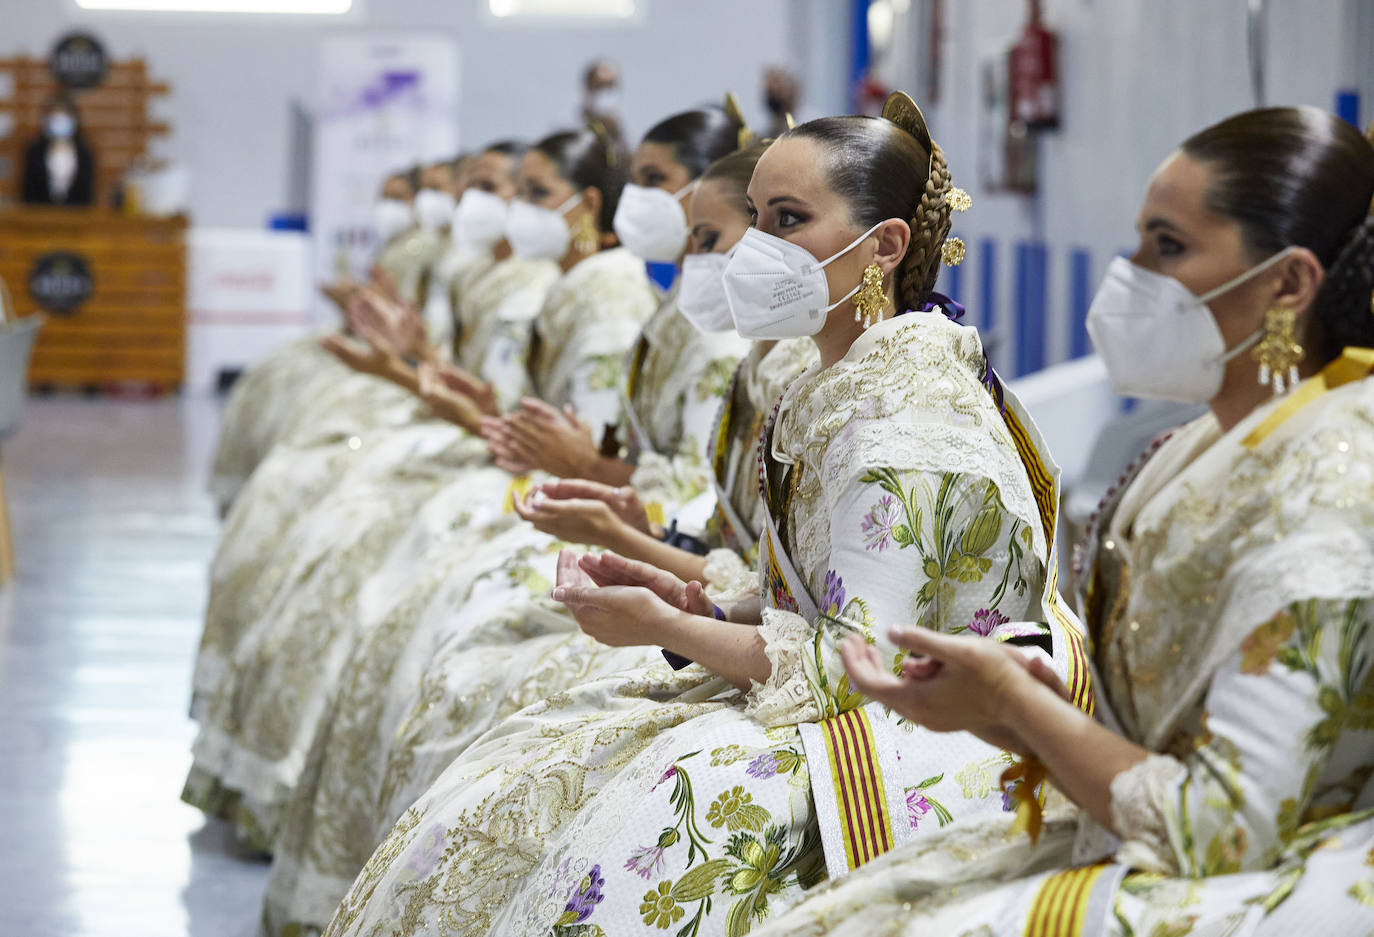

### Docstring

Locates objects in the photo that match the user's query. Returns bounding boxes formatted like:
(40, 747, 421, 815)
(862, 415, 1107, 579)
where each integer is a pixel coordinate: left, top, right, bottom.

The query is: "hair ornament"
(723, 91, 755, 149)
(880, 91, 933, 155)
(948, 187, 972, 213)
(941, 237, 966, 267)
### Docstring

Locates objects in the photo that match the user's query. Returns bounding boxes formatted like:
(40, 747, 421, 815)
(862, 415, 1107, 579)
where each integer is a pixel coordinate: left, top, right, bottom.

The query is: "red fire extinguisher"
(1008, 0, 1060, 129)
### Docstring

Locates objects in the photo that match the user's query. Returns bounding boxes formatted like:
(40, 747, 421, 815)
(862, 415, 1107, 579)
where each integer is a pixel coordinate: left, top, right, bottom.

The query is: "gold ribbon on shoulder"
(1242, 346, 1374, 449)
(1001, 756, 1049, 845)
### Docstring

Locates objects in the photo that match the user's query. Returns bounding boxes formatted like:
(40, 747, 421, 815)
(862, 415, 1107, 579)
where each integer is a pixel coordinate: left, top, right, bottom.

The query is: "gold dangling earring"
(1252, 306, 1304, 395)
(572, 210, 599, 255)
(853, 262, 887, 328)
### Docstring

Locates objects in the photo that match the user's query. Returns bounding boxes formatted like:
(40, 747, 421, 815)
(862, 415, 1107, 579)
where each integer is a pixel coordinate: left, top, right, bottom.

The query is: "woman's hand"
(349, 286, 429, 361)
(320, 279, 360, 314)
(533, 479, 655, 535)
(551, 550, 682, 647)
(575, 550, 714, 618)
(497, 398, 601, 478)
(841, 627, 1056, 756)
(479, 415, 535, 475)
(512, 487, 627, 548)
(428, 364, 500, 417)
(319, 332, 395, 378)
(416, 363, 483, 432)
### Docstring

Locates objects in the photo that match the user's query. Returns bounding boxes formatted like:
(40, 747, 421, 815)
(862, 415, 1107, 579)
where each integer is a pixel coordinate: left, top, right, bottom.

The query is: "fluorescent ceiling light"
(76, 0, 351, 12)
(489, 0, 635, 17)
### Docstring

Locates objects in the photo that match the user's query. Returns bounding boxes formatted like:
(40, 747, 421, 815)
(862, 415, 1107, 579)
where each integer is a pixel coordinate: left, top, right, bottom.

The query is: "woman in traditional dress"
(184, 125, 654, 851)
(260, 114, 762, 937)
(207, 166, 420, 512)
(189, 140, 549, 719)
(745, 106, 1374, 937)
(324, 93, 1087, 937)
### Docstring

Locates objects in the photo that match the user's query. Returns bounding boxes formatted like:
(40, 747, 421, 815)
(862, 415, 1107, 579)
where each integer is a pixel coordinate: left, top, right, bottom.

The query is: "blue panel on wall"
(849, 0, 869, 111)
(1015, 241, 1048, 377)
(979, 238, 997, 332)
(1336, 89, 1361, 128)
(1070, 248, 1092, 358)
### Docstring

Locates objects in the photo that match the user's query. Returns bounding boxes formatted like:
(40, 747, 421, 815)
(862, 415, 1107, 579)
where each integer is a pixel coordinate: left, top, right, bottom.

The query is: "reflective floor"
(0, 395, 268, 937)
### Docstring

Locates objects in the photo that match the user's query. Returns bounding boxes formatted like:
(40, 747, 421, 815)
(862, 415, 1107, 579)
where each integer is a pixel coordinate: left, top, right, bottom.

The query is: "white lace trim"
(702, 548, 755, 600)
(1109, 752, 1187, 874)
(743, 608, 820, 727)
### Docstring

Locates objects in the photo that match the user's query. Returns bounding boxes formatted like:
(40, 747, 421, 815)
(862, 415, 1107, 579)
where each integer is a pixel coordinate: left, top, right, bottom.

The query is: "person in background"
(763, 66, 800, 138)
(581, 57, 625, 147)
(22, 94, 96, 207)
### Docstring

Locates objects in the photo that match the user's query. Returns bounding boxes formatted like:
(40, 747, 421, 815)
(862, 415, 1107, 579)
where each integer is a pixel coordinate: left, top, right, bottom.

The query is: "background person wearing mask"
(22, 95, 96, 207)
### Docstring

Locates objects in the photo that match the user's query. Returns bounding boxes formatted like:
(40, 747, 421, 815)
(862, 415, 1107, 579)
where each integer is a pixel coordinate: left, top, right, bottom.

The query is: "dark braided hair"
(1182, 107, 1374, 362)
(784, 115, 952, 312)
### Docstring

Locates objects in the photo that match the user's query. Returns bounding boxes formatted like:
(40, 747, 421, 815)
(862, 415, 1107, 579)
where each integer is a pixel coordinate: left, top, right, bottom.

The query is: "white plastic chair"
(0, 277, 44, 586)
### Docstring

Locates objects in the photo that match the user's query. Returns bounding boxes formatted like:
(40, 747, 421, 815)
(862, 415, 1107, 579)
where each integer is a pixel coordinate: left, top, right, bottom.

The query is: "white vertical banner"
(311, 33, 460, 323)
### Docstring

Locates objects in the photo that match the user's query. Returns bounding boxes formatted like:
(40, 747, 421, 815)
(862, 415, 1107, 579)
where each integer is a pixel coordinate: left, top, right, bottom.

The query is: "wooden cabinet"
(0, 207, 187, 389)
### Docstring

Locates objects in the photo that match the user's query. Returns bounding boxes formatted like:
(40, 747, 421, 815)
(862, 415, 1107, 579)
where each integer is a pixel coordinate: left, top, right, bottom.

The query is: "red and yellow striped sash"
(819, 707, 895, 870)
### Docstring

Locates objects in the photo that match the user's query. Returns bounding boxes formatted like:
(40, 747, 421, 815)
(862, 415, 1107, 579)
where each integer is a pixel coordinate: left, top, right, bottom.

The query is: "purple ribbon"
(918, 292, 966, 322)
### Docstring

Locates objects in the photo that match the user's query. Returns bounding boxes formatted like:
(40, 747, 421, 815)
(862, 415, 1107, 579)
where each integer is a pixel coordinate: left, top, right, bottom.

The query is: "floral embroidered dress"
(742, 351, 1374, 937)
(323, 311, 1083, 937)
(183, 247, 655, 851)
(451, 256, 561, 411)
(258, 301, 762, 937)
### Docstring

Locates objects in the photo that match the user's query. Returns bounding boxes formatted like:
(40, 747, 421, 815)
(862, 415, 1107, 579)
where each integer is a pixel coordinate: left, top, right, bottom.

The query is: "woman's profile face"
(687, 178, 749, 255)
(745, 136, 875, 306)
(466, 151, 518, 200)
(515, 150, 576, 210)
(1132, 152, 1276, 355)
(629, 141, 692, 194)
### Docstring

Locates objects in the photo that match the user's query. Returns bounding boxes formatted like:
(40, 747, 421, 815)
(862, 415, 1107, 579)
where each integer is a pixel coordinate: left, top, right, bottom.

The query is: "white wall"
(4, 0, 849, 227)
(917, 0, 1361, 376)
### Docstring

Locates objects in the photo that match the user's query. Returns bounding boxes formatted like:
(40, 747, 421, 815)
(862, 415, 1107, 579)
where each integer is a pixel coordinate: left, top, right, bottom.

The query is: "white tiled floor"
(0, 395, 269, 937)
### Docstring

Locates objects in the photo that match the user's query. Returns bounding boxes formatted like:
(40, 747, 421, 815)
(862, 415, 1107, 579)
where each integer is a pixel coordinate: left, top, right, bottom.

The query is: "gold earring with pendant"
(853, 262, 887, 328)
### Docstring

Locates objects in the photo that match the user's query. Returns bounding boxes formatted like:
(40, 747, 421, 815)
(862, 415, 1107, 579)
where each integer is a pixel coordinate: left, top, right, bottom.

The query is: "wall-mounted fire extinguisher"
(1008, 0, 1060, 129)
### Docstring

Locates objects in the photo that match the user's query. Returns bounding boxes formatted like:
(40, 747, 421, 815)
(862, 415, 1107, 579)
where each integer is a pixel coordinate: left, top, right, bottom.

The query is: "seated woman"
(324, 93, 1086, 937)
(184, 125, 655, 852)
(747, 106, 1374, 937)
(258, 117, 759, 937)
(192, 141, 552, 717)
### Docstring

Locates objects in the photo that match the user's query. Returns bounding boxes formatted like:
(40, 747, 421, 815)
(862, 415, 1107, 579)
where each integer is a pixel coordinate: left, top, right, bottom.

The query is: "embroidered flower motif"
(706, 786, 770, 831)
(746, 752, 780, 780)
(400, 822, 447, 879)
(710, 744, 747, 767)
(968, 608, 1010, 637)
(821, 570, 847, 616)
(557, 864, 605, 924)
(861, 495, 901, 552)
(906, 788, 932, 830)
(640, 881, 684, 928)
(652, 765, 677, 791)
(624, 845, 666, 880)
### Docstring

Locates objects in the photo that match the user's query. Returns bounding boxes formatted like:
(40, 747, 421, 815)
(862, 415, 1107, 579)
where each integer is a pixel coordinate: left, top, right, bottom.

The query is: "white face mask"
(373, 198, 414, 242)
(47, 113, 76, 139)
(506, 193, 581, 260)
(452, 189, 509, 250)
(677, 250, 735, 334)
(414, 188, 457, 232)
(1086, 248, 1294, 403)
(722, 222, 882, 339)
(613, 182, 693, 263)
(586, 88, 620, 117)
